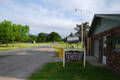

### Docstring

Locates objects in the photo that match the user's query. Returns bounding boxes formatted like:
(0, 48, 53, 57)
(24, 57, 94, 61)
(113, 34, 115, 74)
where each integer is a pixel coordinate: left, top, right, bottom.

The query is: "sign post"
(84, 46, 86, 67)
(63, 47, 65, 67)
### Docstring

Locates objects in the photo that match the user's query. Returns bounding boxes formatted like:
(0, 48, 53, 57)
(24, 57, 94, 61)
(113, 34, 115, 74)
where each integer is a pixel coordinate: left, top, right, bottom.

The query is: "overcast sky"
(0, 0, 120, 38)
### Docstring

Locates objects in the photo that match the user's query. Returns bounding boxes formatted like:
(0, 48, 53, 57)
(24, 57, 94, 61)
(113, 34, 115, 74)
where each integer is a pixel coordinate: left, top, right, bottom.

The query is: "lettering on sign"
(65, 51, 83, 61)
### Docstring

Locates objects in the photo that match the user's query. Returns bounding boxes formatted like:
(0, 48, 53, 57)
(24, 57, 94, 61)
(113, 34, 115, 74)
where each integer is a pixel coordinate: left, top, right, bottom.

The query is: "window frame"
(112, 33, 120, 52)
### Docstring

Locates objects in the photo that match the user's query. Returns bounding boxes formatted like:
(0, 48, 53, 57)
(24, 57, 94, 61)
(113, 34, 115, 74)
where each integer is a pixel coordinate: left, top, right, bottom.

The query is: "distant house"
(88, 14, 120, 73)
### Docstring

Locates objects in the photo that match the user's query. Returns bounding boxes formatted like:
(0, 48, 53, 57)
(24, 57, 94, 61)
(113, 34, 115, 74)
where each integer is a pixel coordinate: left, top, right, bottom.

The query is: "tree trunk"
(12, 39, 14, 47)
(38, 43, 39, 46)
(19, 40, 20, 47)
(5, 41, 6, 47)
(7, 41, 8, 47)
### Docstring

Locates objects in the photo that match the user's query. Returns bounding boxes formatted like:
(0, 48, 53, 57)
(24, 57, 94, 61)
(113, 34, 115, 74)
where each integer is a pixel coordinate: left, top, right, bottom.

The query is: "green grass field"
(29, 61, 120, 80)
(0, 43, 52, 51)
(51, 42, 82, 53)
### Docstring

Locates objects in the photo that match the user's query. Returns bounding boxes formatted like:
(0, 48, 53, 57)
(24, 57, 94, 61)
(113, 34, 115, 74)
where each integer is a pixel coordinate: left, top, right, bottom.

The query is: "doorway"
(94, 39, 99, 58)
(102, 36, 106, 64)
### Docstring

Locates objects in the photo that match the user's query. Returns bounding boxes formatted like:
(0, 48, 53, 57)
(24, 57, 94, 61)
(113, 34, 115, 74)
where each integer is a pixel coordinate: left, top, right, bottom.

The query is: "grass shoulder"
(0, 43, 52, 51)
(29, 61, 120, 80)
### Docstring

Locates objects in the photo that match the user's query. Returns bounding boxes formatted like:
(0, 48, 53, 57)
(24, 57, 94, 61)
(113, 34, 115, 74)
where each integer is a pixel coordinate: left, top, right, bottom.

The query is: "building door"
(102, 36, 107, 64)
(94, 39, 99, 58)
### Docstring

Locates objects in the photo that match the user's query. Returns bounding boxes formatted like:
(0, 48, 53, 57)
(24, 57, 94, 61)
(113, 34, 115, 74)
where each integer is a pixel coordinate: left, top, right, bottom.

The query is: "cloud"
(0, 0, 120, 38)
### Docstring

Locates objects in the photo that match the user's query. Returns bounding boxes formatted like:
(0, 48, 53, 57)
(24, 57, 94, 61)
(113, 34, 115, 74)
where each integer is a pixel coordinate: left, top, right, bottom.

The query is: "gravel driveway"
(0, 44, 60, 80)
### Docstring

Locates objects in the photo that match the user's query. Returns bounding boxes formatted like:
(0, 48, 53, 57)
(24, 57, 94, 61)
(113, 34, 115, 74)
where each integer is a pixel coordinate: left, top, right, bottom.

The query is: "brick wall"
(90, 26, 120, 73)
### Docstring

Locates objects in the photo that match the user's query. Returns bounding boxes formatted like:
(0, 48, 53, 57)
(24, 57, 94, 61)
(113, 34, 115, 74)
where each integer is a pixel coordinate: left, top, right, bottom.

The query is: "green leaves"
(69, 32, 74, 37)
(17, 24, 30, 42)
(28, 34, 38, 43)
(38, 32, 49, 42)
(0, 20, 12, 41)
(0, 20, 30, 47)
(37, 32, 61, 43)
(74, 22, 90, 40)
(50, 31, 61, 43)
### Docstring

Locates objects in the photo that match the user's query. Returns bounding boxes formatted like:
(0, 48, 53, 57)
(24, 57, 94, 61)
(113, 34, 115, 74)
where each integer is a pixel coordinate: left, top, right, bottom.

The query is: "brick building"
(88, 14, 120, 73)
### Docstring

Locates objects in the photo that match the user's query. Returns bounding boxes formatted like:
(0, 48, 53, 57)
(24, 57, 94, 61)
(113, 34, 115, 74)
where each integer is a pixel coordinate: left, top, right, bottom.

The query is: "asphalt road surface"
(0, 44, 60, 80)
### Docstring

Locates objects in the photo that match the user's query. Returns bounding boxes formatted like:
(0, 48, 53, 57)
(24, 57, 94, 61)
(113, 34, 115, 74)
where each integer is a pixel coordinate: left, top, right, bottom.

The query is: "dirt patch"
(16, 51, 29, 55)
(33, 48, 55, 51)
(0, 77, 26, 80)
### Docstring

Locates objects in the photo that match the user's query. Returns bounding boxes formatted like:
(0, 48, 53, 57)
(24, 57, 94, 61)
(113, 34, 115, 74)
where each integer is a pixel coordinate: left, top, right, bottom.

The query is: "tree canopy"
(28, 34, 37, 43)
(28, 32, 62, 43)
(0, 20, 30, 47)
(38, 32, 48, 42)
(0, 20, 62, 46)
(74, 22, 90, 41)
(50, 31, 61, 43)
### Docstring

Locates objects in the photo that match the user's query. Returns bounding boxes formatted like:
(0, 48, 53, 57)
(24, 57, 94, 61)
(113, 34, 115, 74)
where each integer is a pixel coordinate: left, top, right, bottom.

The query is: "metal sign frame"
(63, 46, 86, 67)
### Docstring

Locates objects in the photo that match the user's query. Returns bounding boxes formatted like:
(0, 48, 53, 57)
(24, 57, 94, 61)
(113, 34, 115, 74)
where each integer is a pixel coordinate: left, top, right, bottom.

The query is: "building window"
(112, 33, 120, 52)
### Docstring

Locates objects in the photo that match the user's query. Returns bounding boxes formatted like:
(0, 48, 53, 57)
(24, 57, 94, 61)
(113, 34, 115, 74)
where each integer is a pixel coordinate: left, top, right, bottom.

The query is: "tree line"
(0, 20, 30, 47)
(28, 22, 90, 43)
(0, 20, 62, 47)
(28, 32, 61, 43)
(0, 20, 89, 46)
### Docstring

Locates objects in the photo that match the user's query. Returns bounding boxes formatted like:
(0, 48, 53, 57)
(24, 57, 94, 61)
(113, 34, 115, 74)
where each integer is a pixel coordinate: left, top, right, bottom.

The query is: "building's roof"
(95, 14, 120, 20)
(88, 14, 120, 37)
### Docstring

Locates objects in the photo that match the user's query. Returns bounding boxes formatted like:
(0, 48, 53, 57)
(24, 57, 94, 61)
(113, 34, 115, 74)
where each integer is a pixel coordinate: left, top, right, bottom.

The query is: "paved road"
(0, 44, 59, 80)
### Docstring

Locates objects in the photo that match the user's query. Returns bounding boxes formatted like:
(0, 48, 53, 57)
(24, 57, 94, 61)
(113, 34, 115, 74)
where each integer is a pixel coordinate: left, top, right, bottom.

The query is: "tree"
(69, 32, 74, 37)
(62, 37, 67, 42)
(22, 25, 30, 42)
(46, 34, 50, 42)
(0, 22, 5, 43)
(74, 22, 90, 41)
(16, 24, 30, 47)
(0, 20, 12, 47)
(28, 34, 37, 43)
(0, 20, 30, 47)
(11, 23, 17, 47)
(16, 24, 22, 47)
(38, 32, 48, 42)
(50, 31, 61, 43)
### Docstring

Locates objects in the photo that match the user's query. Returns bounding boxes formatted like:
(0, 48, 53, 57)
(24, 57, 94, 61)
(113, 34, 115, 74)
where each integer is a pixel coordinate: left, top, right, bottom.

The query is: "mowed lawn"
(51, 42, 83, 53)
(0, 43, 52, 51)
(29, 61, 120, 80)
